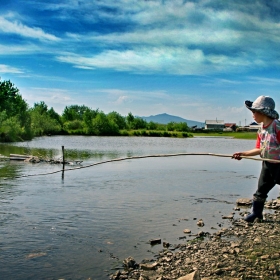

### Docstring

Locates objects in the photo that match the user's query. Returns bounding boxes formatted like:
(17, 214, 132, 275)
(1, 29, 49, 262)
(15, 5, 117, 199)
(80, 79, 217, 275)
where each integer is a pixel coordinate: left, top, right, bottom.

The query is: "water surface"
(0, 136, 279, 279)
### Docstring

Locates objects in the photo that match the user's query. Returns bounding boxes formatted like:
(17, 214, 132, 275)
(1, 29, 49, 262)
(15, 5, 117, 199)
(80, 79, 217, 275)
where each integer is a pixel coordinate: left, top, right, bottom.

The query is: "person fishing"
(232, 96, 280, 222)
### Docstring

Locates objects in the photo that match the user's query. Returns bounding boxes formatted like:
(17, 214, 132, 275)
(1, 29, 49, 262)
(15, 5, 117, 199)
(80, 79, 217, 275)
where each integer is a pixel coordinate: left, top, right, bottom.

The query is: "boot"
(244, 200, 264, 222)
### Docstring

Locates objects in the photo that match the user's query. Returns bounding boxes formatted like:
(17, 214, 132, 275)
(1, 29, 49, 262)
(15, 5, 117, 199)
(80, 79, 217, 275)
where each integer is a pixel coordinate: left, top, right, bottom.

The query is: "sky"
(0, 0, 280, 125)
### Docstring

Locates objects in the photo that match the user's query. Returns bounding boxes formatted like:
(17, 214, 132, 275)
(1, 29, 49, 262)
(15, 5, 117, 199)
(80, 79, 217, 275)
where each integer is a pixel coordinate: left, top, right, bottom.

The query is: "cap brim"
(245, 100, 253, 109)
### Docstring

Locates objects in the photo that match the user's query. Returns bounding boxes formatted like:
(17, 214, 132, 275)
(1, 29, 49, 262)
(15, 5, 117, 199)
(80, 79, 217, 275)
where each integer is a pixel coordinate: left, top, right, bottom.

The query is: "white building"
(205, 120, 225, 130)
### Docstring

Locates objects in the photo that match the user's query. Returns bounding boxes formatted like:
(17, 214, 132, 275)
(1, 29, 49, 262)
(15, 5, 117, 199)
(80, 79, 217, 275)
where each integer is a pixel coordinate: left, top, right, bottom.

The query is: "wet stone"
(111, 199, 280, 280)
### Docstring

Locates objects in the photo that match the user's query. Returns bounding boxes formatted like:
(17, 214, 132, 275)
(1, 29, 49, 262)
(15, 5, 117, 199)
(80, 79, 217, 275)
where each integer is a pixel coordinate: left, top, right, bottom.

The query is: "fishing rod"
(3, 152, 280, 180)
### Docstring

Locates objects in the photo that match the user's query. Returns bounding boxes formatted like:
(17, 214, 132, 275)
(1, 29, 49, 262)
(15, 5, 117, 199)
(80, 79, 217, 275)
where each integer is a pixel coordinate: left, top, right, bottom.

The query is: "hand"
(232, 152, 243, 160)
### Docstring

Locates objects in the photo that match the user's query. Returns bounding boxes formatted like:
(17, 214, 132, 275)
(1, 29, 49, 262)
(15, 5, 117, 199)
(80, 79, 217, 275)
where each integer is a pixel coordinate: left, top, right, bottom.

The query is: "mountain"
(140, 113, 204, 128)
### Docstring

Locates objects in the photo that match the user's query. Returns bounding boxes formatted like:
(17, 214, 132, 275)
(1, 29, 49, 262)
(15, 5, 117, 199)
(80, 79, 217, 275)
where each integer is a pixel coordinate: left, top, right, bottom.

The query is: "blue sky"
(0, 0, 280, 125)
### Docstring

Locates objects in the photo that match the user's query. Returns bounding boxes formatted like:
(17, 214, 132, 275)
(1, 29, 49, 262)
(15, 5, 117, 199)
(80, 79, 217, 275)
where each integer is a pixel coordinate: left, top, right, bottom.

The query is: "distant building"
(205, 120, 224, 130)
(237, 122, 262, 132)
(224, 123, 237, 131)
(248, 122, 262, 132)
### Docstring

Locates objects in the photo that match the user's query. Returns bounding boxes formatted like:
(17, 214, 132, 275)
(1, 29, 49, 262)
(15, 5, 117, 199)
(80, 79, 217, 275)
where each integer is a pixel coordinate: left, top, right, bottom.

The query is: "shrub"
(148, 131, 163, 137)
(0, 116, 23, 142)
(140, 130, 148, 136)
(163, 131, 171, 137)
(63, 120, 84, 131)
(120, 130, 129, 136)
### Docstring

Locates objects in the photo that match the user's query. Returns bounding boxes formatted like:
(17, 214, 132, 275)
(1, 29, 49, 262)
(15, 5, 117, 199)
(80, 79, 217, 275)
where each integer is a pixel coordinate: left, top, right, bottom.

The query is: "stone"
(139, 262, 158, 270)
(163, 241, 170, 248)
(177, 270, 200, 280)
(123, 257, 137, 269)
(149, 238, 161, 245)
(197, 231, 205, 237)
(113, 204, 280, 280)
(254, 237, 261, 244)
(260, 255, 270, 260)
(236, 198, 252, 206)
(222, 215, 234, 219)
(197, 219, 204, 227)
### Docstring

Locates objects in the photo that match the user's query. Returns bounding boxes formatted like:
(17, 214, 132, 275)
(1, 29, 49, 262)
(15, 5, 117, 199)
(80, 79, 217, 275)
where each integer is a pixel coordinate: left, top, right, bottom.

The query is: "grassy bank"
(192, 131, 257, 140)
(120, 130, 192, 138)
(119, 130, 257, 140)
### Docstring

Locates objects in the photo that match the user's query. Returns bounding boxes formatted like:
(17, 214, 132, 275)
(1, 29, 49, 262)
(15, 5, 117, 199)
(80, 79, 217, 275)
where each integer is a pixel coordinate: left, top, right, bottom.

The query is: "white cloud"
(54, 0, 280, 75)
(0, 64, 23, 73)
(56, 44, 262, 75)
(0, 43, 41, 55)
(56, 48, 205, 74)
(115, 95, 129, 105)
(247, 76, 280, 85)
(2, 0, 280, 77)
(0, 16, 60, 42)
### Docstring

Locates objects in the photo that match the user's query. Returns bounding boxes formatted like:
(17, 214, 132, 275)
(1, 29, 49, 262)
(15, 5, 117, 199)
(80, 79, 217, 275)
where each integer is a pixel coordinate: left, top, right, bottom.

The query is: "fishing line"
(3, 152, 280, 180)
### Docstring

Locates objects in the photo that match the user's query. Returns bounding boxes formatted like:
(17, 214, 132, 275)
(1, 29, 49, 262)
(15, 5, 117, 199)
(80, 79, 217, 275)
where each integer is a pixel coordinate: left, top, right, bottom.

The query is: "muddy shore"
(110, 198, 280, 280)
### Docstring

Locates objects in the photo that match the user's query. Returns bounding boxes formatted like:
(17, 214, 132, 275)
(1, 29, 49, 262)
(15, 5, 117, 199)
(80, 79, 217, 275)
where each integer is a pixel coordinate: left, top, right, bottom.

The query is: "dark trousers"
(254, 161, 280, 201)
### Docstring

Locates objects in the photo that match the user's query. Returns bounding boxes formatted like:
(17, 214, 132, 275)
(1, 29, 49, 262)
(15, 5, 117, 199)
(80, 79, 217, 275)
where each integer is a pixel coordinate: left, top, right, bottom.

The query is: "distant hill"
(140, 113, 204, 128)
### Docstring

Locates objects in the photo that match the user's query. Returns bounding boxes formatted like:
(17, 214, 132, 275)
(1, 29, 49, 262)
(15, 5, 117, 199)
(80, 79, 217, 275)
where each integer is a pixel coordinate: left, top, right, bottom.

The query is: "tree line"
(0, 79, 191, 142)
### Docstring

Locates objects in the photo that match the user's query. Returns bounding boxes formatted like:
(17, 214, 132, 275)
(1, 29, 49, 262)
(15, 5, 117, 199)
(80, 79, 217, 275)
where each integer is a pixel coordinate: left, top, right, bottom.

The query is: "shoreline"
(110, 199, 280, 280)
(0, 131, 257, 144)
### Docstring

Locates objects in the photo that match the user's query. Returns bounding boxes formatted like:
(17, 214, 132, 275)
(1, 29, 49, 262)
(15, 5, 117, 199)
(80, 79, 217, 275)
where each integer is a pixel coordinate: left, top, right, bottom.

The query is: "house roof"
(225, 123, 236, 127)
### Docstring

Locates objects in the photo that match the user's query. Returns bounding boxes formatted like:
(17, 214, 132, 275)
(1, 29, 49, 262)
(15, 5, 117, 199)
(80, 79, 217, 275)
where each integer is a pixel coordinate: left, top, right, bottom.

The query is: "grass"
(120, 129, 257, 140)
(192, 131, 257, 140)
(120, 130, 193, 138)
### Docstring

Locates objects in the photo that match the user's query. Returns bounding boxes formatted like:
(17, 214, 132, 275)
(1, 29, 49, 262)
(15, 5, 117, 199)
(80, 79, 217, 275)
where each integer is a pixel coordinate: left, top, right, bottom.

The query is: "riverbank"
(110, 199, 280, 280)
(0, 130, 257, 143)
(192, 131, 257, 140)
(120, 130, 257, 140)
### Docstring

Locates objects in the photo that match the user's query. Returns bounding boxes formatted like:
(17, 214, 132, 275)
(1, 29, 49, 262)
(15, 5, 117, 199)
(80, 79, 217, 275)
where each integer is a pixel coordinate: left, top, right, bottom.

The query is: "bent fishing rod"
(4, 152, 280, 180)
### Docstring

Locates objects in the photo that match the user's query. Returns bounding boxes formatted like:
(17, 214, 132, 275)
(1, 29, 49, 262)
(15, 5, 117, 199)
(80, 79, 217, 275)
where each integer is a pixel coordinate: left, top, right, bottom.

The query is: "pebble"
(110, 198, 280, 280)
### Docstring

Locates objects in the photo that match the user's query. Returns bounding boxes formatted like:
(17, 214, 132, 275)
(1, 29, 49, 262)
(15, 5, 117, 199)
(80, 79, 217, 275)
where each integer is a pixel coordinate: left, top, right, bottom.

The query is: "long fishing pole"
(3, 152, 280, 180)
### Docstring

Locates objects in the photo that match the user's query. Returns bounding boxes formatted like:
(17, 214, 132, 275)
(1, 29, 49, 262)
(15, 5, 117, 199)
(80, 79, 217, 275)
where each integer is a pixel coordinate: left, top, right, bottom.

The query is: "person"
(232, 95, 280, 222)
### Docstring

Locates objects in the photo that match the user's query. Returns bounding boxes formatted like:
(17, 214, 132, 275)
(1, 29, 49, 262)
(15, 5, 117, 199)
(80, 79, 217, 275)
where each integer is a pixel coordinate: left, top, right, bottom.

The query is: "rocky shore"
(110, 198, 280, 280)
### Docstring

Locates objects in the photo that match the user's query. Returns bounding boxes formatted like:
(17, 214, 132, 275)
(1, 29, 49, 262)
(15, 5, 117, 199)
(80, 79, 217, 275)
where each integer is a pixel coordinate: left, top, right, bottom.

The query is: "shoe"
(244, 200, 264, 222)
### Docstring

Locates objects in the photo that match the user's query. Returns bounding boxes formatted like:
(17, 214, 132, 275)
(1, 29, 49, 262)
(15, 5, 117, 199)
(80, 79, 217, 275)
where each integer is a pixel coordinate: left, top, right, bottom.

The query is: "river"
(0, 136, 279, 279)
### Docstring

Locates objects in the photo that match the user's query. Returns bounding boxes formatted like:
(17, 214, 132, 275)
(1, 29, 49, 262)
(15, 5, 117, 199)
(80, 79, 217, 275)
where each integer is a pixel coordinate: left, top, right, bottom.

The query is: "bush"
(163, 131, 171, 137)
(63, 120, 84, 131)
(148, 131, 163, 137)
(92, 112, 120, 135)
(120, 130, 129, 136)
(167, 122, 175, 131)
(130, 117, 147, 130)
(0, 116, 24, 142)
(133, 131, 141, 136)
(182, 132, 190, 137)
(140, 130, 148, 136)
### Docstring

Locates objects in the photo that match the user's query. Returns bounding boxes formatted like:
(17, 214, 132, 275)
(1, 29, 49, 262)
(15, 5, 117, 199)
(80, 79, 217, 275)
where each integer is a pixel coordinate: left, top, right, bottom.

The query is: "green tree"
(62, 105, 91, 122)
(0, 78, 32, 141)
(92, 112, 119, 135)
(126, 112, 135, 127)
(107, 111, 126, 129)
(131, 117, 147, 130)
(174, 122, 190, 132)
(63, 120, 84, 132)
(48, 107, 62, 125)
(0, 79, 28, 118)
(33, 101, 48, 115)
(167, 121, 175, 131)
(147, 121, 157, 130)
(30, 102, 61, 136)
(0, 116, 23, 142)
(83, 108, 99, 134)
